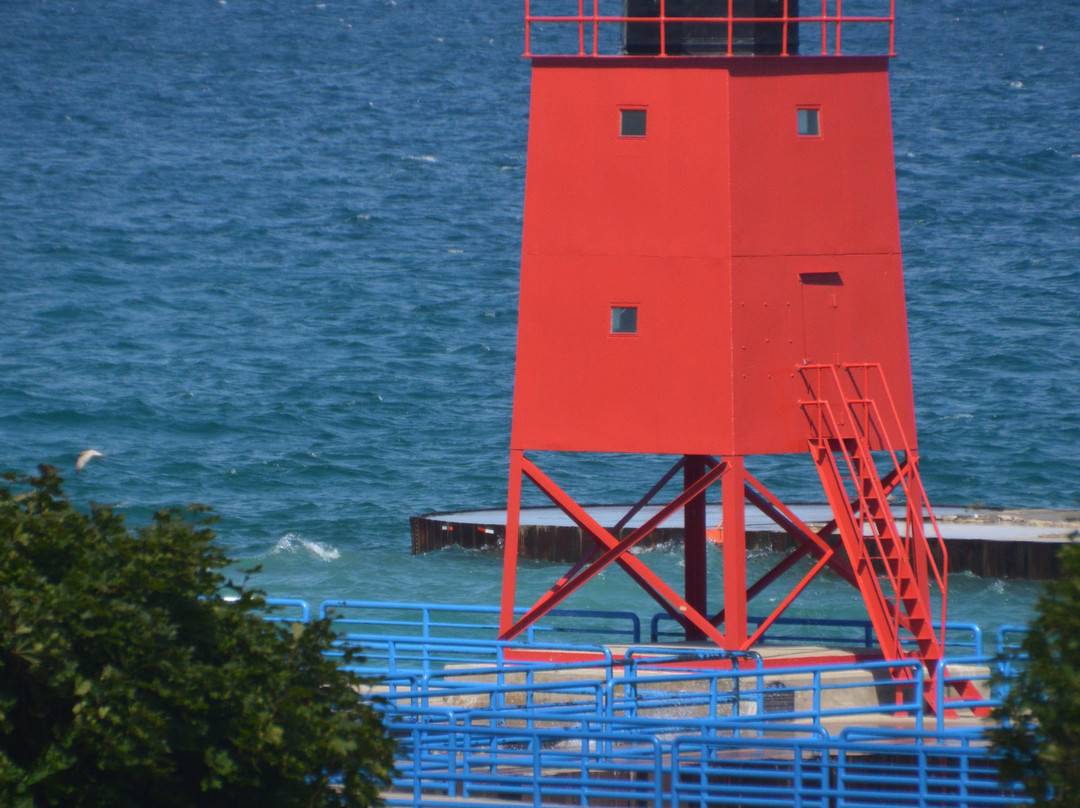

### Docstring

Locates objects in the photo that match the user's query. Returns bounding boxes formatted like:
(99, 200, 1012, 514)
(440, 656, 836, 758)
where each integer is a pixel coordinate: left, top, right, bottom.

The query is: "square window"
(797, 107, 820, 136)
(620, 108, 647, 137)
(611, 306, 638, 334)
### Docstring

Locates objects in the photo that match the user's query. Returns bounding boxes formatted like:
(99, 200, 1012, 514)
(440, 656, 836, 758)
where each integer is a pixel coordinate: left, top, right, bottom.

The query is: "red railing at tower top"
(524, 0, 896, 58)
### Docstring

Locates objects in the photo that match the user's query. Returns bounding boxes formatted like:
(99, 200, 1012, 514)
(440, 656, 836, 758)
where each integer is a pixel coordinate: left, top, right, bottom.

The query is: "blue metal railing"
(381, 668, 610, 720)
(671, 728, 834, 808)
(389, 719, 667, 807)
(262, 597, 311, 623)
(934, 655, 1000, 733)
(381, 655, 931, 731)
(260, 598, 1029, 807)
(270, 598, 985, 662)
(319, 599, 641, 643)
(835, 728, 1028, 807)
(383, 715, 1030, 808)
(996, 624, 1028, 656)
(652, 611, 985, 656)
(329, 634, 617, 679)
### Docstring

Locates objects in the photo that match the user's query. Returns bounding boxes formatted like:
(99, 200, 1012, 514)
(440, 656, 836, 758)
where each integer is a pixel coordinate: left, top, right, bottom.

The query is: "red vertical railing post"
(578, 0, 585, 56)
(820, 0, 828, 55)
(889, 0, 896, 56)
(659, 0, 667, 57)
(592, 0, 599, 56)
(726, 0, 734, 56)
(524, 0, 531, 56)
(907, 471, 936, 639)
(835, 0, 843, 55)
(782, 0, 790, 56)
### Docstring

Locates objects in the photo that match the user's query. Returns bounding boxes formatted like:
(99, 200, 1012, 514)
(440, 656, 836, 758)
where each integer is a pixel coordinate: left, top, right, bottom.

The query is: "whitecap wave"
(271, 532, 341, 562)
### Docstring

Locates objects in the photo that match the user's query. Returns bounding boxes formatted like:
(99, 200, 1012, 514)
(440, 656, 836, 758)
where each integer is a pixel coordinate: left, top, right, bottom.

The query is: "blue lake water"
(1, 0, 1076, 638)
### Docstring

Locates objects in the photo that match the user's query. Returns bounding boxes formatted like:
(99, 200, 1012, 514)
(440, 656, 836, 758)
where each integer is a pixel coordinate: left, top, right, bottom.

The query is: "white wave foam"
(271, 532, 341, 562)
(404, 154, 437, 163)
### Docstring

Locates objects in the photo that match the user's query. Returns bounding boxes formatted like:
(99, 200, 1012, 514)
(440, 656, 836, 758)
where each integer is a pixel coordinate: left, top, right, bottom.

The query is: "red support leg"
(722, 456, 748, 648)
(499, 450, 525, 636)
(683, 454, 708, 641)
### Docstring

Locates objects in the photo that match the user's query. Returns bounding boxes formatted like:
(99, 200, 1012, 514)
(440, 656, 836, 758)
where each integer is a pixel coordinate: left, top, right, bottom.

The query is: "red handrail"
(523, 0, 895, 58)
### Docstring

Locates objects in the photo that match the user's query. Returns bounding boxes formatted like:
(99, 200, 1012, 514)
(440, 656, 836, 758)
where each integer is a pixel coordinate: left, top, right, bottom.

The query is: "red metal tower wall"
(511, 57, 916, 456)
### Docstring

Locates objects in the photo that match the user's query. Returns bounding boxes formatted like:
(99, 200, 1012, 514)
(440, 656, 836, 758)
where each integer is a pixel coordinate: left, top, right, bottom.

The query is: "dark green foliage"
(0, 466, 395, 808)
(991, 540, 1080, 807)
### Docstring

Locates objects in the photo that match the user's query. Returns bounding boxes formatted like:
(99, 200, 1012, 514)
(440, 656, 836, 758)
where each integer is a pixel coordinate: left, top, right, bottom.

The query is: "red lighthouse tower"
(499, 2, 975, 710)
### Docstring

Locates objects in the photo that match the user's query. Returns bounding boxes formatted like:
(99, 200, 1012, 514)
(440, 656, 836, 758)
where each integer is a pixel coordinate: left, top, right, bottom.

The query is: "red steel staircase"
(800, 363, 985, 714)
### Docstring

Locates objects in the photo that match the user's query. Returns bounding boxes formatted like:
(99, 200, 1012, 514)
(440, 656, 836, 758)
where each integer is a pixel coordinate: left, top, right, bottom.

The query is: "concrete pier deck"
(411, 504, 1078, 578)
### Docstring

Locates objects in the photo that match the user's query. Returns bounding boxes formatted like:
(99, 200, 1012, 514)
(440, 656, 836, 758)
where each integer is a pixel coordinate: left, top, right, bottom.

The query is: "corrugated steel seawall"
(410, 516, 793, 562)
(411, 505, 1077, 578)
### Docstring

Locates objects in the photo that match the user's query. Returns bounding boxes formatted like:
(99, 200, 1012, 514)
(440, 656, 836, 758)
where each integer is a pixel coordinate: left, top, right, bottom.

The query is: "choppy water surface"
(1, 0, 1077, 638)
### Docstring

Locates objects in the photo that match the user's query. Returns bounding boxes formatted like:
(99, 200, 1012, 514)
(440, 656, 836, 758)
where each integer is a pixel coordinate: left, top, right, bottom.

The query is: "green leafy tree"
(0, 466, 395, 808)
(991, 539, 1080, 807)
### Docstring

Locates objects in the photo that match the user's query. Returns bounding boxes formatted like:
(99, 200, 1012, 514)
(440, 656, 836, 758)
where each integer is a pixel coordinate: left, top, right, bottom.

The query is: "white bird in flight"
(76, 449, 104, 472)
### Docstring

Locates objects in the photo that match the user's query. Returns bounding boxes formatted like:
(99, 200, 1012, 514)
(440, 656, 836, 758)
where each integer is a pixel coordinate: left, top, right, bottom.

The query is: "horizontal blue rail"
(379, 655, 934, 732)
(653, 612, 985, 656)
(329, 634, 617, 679)
(996, 624, 1028, 655)
(835, 727, 1025, 807)
(265, 598, 988, 670)
(261, 597, 311, 623)
(934, 655, 1000, 733)
(318, 599, 643, 645)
